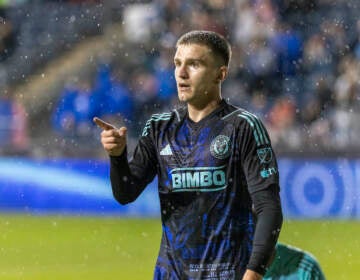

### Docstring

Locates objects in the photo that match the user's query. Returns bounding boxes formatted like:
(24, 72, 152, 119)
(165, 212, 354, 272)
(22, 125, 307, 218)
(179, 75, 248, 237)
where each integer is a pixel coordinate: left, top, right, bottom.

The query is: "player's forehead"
(174, 43, 214, 62)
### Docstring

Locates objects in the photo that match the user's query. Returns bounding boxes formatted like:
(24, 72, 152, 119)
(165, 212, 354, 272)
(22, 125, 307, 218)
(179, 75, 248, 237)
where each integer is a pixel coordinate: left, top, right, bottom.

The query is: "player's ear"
(216, 66, 228, 83)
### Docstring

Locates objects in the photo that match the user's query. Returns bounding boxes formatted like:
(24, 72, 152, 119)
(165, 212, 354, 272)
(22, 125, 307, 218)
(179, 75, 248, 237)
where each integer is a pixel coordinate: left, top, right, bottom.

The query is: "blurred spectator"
(122, 3, 159, 43)
(270, 23, 302, 77)
(253, 0, 278, 30)
(303, 34, 333, 75)
(153, 48, 177, 105)
(129, 69, 160, 129)
(0, 10, 16, 61)
(190, 5, 227, 36)
(301, 77, 334, 125)
(333, 56, 358, 108)
(320, 19, 348, 59)
(267, 96, 296, 131)
(0, 88, 28, 154)
(245, 36, 277, 94)
(266, 96, 301, 149)
(233, 1, 264, 45)
(330, 55, 360, 148)
(354, 20, 360, 59)
(247, 89, 272, 118)
(94, 66, 135, 127)
(52, 79, 97, 138)
(0, 93, 13, 147)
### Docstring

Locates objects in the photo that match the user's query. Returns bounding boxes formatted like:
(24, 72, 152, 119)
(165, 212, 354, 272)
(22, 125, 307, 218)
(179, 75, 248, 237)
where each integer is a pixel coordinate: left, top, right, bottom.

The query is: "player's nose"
(176, 65, 189, 79)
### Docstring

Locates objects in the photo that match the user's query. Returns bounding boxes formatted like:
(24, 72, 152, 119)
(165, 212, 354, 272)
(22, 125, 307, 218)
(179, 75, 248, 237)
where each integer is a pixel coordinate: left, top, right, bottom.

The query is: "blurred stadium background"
(0, 0, 359, 279)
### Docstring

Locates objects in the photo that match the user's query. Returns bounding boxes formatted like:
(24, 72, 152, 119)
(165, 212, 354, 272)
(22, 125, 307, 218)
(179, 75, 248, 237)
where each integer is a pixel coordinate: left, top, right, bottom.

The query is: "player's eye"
(189, 61, 200, 68)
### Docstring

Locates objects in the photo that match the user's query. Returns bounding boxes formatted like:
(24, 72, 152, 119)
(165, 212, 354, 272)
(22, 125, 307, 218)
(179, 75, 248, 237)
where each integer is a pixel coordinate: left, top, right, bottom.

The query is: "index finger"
(93, 117, 117, 131)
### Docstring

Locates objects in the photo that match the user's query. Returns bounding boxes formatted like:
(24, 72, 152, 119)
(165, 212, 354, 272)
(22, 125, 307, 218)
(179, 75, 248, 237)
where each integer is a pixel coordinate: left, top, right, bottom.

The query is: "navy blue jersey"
(111, 100, 280, 279)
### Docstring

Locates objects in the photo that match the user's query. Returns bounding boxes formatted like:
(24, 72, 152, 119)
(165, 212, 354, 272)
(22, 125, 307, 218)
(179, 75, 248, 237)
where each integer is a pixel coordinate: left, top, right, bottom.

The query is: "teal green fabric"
(264, 243, 326, 280)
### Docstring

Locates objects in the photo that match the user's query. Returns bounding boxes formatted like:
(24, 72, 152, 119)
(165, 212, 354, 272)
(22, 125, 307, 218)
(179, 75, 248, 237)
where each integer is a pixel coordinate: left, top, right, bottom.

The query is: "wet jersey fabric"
(264, 243, 326, 280)
(114, 100, 279, 279)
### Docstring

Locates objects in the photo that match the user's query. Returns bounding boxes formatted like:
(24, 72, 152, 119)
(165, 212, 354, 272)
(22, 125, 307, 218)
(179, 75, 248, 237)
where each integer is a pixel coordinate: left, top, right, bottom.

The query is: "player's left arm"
(238, 114, 283, 277)
(246, 183, 283, 276)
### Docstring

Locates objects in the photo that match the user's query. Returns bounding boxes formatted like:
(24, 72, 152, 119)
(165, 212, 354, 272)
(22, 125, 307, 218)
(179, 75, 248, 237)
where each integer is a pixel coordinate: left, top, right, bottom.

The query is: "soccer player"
(94, 30, 283, 280)
(264, 243, 326, 279)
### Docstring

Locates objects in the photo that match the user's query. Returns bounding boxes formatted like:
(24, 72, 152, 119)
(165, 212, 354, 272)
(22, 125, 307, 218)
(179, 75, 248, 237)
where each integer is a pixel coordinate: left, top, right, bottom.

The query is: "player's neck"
(187, 96, 222, 123)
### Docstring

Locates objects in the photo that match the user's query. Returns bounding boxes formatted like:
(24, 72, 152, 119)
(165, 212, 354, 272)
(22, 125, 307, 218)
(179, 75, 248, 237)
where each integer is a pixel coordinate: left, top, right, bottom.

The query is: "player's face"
(174, 44, 223, 105)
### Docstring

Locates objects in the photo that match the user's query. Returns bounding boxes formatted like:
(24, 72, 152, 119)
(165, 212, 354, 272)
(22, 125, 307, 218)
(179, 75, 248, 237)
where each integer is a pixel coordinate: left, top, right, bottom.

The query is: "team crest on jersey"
(210, 135, 231, 159)
(257, 147, 273, 164)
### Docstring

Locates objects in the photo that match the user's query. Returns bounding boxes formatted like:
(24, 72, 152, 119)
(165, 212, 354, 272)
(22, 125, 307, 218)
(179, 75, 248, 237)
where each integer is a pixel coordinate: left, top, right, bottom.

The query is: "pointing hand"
(93, 117, 127, 156)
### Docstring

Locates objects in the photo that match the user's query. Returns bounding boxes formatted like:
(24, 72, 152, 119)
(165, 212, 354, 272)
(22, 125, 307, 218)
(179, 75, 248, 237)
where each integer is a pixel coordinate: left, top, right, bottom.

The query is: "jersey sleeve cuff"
(109, 148, 127, 165)
(246, 264, 266, 276)
(246, 250, 273, 276)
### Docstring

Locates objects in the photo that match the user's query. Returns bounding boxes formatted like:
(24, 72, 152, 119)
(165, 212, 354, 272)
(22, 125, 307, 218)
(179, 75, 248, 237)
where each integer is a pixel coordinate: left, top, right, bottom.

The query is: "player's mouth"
(178, 83, 191, 91)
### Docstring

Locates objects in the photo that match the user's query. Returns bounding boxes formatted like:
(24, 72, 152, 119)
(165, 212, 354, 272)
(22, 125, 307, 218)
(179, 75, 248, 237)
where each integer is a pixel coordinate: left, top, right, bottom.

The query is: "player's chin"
(178, 91, 190, 102)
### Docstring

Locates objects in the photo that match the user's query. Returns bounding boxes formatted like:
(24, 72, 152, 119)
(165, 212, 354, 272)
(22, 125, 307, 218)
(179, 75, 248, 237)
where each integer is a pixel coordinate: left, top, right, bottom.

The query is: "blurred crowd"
(1, 0, 360, 157)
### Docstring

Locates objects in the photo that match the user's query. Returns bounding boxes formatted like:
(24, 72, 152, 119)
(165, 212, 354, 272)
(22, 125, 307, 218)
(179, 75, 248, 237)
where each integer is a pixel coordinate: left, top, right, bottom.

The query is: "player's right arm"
(94, 117, 158, 205)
